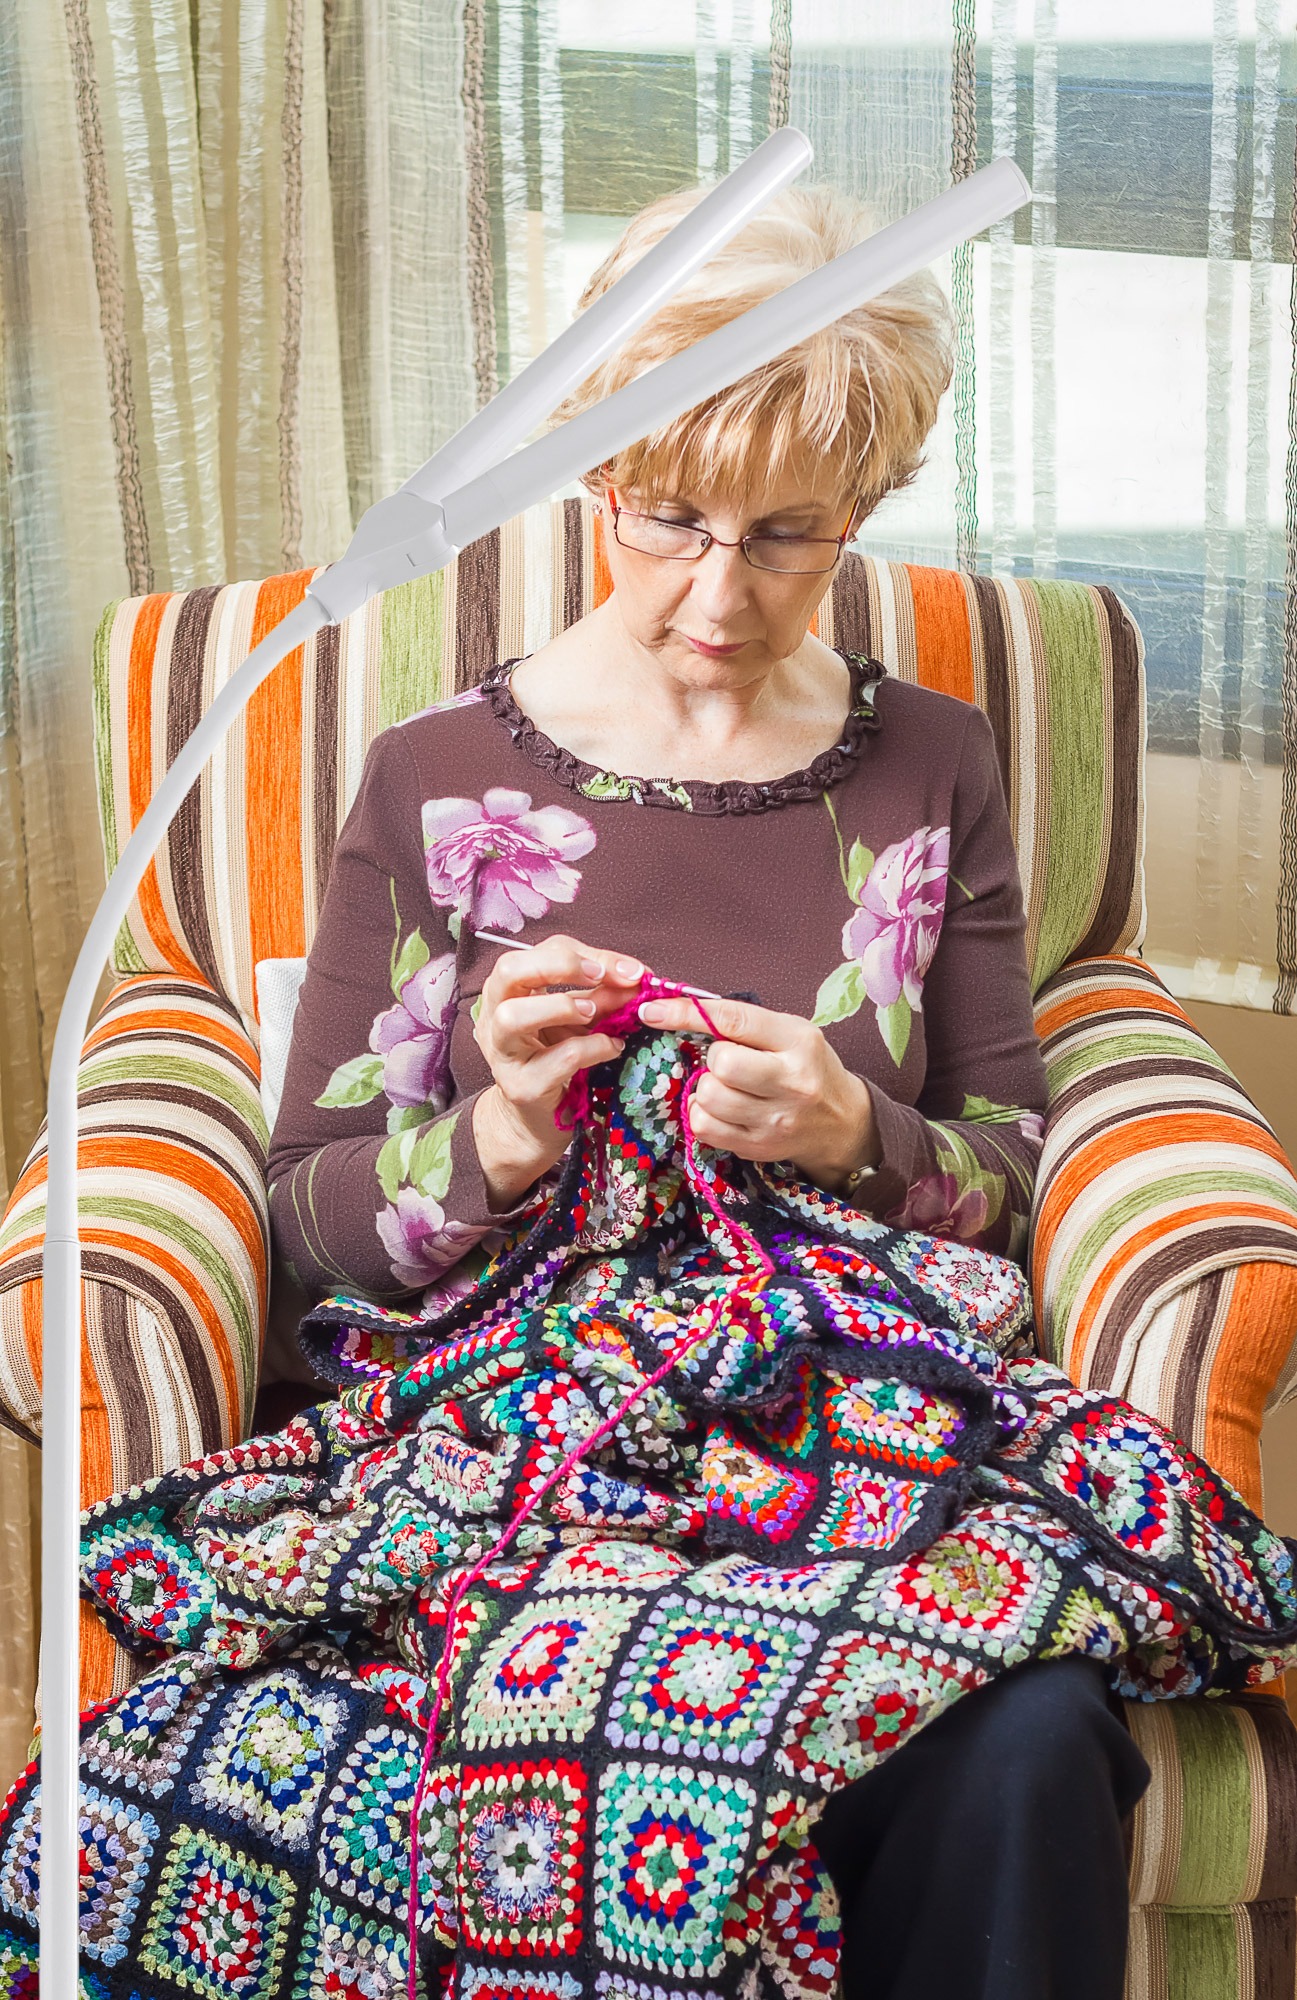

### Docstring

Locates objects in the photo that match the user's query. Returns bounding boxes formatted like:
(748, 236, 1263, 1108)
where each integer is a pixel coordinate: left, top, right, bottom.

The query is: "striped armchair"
(4, 498, 1297, 1999)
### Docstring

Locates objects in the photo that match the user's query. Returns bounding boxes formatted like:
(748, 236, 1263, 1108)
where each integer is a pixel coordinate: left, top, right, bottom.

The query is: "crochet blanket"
(3, 1025, 1296, 2000)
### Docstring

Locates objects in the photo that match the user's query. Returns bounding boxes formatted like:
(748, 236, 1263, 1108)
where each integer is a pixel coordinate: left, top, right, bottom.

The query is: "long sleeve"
(267, 723, 548, 1300)
(851, 704, 1047, 1262)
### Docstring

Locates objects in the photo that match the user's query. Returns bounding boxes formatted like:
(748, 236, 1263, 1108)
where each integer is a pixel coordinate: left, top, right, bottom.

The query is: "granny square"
(594, 1762, 755, 1977)
(290, 1889, 408, 2000)
(807, 1465, 929, 1555)
(459, 1966, 584, 2000)
(137, 1825, 297, 2000)
(604, 1596, 814, 1765)
(461, 1594, 637, 1750)
(189, 1668, 350, 1852)
(776, 1632, 984, 1786)
(689, 1553, 863, 1616)
(851, 1512, 1060, 1661)
(0, 1785, 158, 1967)
(0, 1931, 37, 2000)
(318, 1722, 419, 1917)
(459, 1759, 587, 1956)
(81, 1514, 216, 1649)
(83, 1654, 216, 1798)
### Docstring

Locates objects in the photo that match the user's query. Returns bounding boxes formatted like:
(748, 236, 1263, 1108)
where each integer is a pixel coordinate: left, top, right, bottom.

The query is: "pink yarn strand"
(405, 969, 773, 1995)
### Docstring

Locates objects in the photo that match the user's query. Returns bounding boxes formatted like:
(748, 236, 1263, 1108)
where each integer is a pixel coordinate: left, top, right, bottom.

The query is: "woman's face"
(599, 456, 863, 683)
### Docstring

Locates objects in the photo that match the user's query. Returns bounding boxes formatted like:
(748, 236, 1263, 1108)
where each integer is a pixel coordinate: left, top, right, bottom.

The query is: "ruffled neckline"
(479, 648, 885, 815)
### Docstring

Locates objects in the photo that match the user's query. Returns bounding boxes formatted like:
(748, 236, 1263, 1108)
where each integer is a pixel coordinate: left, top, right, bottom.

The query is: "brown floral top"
(267, 651, 1048, 1304)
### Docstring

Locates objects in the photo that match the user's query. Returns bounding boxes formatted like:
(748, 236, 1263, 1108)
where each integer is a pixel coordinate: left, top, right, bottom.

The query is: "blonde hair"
(549, 180, 955, 521)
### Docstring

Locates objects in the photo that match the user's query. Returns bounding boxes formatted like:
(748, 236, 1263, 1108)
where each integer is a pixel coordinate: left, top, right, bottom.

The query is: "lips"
(684, 637, 745, 656)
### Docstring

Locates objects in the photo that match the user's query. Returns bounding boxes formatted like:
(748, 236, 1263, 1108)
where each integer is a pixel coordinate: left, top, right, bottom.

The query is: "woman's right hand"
(470, 933, 644, 1209)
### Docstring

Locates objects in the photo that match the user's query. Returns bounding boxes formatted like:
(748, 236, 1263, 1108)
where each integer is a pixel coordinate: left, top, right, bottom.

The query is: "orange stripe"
(125, 596, 202, 978)
(905, 565, 975, 703)
(84, 1005, 259, 1070)
(1046, 1200, 1297, 1380)
(1201, 1261, 1297, 1516)
(1035, 984, 1187, 1039)
(246, 571, 311, 966)
(81, 1601, 119, 1711)
(592, 510, 614, 607)
(1032, 1114, 1294, 1273)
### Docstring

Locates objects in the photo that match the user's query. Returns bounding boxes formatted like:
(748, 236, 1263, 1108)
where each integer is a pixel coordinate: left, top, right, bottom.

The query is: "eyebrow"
(658, 498, 828, 526)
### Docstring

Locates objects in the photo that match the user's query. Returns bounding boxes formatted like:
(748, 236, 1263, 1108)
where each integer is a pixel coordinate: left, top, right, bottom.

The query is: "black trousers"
(812, 1657, 1153, 2000)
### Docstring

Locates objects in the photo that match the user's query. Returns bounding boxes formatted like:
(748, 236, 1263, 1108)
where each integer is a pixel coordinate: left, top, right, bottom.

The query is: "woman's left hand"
(635, 992, 881, 1190)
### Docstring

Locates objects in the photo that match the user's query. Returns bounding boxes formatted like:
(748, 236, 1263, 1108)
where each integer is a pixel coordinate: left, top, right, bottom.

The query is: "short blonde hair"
(549, 180, 955, 521)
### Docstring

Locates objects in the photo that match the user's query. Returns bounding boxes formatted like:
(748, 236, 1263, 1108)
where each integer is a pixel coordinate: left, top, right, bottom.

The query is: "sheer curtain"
(0, 0, 484, 1784)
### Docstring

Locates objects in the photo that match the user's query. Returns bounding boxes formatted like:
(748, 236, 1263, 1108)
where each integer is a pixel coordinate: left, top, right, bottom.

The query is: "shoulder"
(869, 671, 994, 770)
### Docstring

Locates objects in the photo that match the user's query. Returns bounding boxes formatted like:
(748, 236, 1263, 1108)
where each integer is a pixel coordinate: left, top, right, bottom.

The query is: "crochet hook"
(473, 927, 725, 1003)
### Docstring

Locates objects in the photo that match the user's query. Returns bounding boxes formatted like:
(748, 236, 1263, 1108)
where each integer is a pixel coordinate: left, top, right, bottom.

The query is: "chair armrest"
(0, 973, 268, 1486)
(1030, 955, 1297, 1510)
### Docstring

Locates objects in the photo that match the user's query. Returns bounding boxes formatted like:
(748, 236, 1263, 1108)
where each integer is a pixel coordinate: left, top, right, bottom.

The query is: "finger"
(488, 989, 605, 1050)
(635, 991, 797, 1050)
(690, 1073, 777, 1133)
(507, 1030, 627, 1105)
(486, 934, 644, 1000)
(702, 1040, 786, 1099)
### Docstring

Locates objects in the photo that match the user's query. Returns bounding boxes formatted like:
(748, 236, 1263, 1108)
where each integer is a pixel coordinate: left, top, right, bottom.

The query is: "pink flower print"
(377, 1188, 482, 1290)
(422, 788, 596, 934)
(842, 825, 951, 1010)
(888, 1171, 989, 1242)
(369, 952, 457, 1110)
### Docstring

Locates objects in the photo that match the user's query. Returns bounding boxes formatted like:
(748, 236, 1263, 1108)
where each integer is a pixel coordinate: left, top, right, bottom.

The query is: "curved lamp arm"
(38, 144, 1031, 1997)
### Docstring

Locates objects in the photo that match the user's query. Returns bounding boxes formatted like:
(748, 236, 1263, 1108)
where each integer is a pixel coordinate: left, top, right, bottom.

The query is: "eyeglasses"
(607, 497, 857, 575)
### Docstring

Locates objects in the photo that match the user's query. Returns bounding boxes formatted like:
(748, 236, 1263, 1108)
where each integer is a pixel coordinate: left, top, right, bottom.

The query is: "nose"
(687, 536, 754, 624)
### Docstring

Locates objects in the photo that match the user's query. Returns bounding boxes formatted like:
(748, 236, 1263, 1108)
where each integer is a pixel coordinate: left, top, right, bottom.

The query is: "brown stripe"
(61, 0, 152, 592)
(460, 0, 499, 409)
(969, 572, 1015, 804)
(80, 1024, 261, 1089)
(1246, 1896, 1296, 2000)
(1075, 586, 1144, 959)
(4, 1251, 228, 1453)
(1042, 1064, 1274, 1122)
(1167, 1267, 1230, 1448)
(93, 1285, 158, 1490)
(562, 499, 584, 634)
(1246, 1697, 1297, 1902)
(278, 0, 305, 568)
(70, 1095, 269, 1208)
(453, 528, 501, 692)
(165, 587, 222, 986)
(312, 617, 341, 913)
(830, 551, 875, 657)
(1088, 1227, 1297, 1389)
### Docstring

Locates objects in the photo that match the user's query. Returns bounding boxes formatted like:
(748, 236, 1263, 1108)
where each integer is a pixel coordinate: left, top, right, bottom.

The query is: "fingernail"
(579, 957, 604, 979)
(615, 957, 642, 981)
(637, 1000, 664, 1023)
(574, 996, 596, 1017)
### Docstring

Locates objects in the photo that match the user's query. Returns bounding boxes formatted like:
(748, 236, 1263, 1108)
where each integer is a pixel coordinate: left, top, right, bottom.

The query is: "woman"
(5, 184, 1294, 2000)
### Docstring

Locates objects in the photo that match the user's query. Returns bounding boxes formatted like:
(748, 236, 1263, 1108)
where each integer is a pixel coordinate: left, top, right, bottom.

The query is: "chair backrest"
(95, 496, 1147, 1032)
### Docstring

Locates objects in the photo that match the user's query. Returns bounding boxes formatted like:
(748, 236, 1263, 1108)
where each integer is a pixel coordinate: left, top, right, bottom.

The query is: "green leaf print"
(876, 999, 912, 1068)
(376, 1126, 419, 1201)
(812, 959, 866, 1026)
(846, 839, 875, 903)
(376, 1110, 458, 1204)
(391, 927, 430, 1000)
(447, 909, 462, 941)
(960, 1094, 1025, 1124)
(408, 1117, 456, 1200)
(315, 1052, 385, 1109)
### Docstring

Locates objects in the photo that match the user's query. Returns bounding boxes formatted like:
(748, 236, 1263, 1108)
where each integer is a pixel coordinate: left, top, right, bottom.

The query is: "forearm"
(271, 1091, 555, 1297)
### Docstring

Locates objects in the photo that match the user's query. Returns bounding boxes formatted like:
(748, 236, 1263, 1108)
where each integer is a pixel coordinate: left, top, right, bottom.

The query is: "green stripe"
(1031, 581, 1108, 987)
(6, 1194, 258, 1373)
(1044, 1028, 1234, 1096)
(91, 597, 150, 977)
(1047, 1166, 1297, 1346)
(1165, 1909, 1239, 2000)
(1168, 1703, 1256, 1907)
(380, 569, 449, 728)
(78, 1051, 268, 1146)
